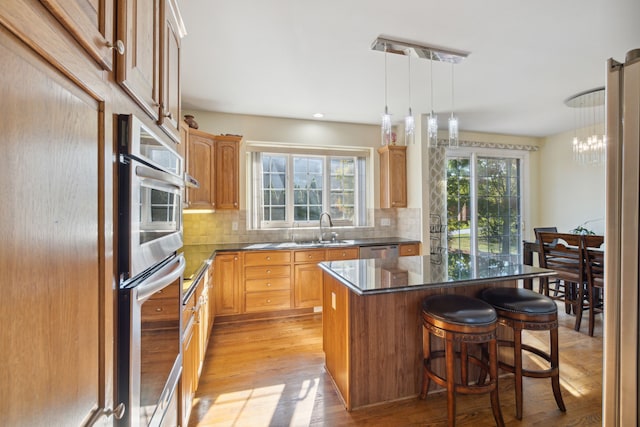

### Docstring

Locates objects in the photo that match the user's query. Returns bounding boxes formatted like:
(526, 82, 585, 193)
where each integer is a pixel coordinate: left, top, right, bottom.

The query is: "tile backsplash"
(183, 208, 422, 245)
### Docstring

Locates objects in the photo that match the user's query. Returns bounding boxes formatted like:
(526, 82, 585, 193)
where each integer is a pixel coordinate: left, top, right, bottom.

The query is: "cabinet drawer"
(245, 290, 291, 312)
(294, 249, 326, 263)
(182, 291, 197, 330)
(244, 251, 291, 266)
(245, 277, 290, 292)
(142, 298, 180, 324)
(244, 265, 291, 280)
(399, 243, 421, 256)
(326, 247, 359, 261)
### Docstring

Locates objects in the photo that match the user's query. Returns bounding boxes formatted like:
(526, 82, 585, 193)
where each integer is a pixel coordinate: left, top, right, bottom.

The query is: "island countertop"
(319, 253, 556, 296)
(320, 253, 558, 411)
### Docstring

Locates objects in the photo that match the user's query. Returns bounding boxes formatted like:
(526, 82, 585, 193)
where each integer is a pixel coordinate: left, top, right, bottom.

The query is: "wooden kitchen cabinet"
(184, 129, 242, 210)
(116, 0, 161, 121)
(293, 249, 326, 308)
(0, 4, 116, 423)
(215, 253, 242, 315)
(41, 0, 115, 71)
(244, 251, 292, 312)
(215, 135, 242, 210)
(117, 0, 184, 142)
(158, 0, 183, 142)
(186, 129, 215, 209)
(378, 145, 407, 208)
(399, 242, 421, 256)
(181, 295, 198, 427)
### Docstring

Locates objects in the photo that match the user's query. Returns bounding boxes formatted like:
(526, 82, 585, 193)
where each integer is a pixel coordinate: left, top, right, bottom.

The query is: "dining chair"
(582, 235, 605, 336)
(537, 232, 586, 331)
(533, 227, 561, 297)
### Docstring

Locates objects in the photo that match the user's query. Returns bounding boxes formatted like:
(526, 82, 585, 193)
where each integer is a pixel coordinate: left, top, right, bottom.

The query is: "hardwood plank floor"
(189, 308, 602, 427)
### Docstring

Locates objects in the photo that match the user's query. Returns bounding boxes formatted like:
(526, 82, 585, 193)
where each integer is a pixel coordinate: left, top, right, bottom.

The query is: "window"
(446, 149, 526, 263)
(252, 150, 367, 229)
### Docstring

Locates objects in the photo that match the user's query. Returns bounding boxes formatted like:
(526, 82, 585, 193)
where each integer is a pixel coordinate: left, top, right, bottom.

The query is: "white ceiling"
(179, 0, 640, 138)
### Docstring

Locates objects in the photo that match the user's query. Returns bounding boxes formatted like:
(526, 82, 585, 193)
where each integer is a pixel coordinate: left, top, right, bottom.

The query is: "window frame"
(246, 142, 371, 230)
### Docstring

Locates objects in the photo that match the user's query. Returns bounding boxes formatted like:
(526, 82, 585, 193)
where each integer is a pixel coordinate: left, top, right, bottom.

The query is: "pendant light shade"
(448, 63, 459, 148)
(427, 54, 439, 147)
(381, 45, 392, 145)
(404, 55, 415, 145)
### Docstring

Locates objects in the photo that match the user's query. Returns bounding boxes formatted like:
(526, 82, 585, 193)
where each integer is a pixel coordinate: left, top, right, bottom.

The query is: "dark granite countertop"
(318, 252, 557, 296)
(179, 237, 420, 300)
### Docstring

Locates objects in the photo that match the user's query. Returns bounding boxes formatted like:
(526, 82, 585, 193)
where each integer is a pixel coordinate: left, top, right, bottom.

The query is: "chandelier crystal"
(565, 87, 606, 165)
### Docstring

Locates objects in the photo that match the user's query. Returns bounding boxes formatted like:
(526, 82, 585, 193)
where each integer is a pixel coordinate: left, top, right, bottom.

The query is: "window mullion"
(470, 152, 478, 257)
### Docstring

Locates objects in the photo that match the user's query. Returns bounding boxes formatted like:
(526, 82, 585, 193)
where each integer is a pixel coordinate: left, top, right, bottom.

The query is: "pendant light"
(427, 52, 438, 147)
(448, 62, 459, 148)
(404, 55, 415, 145)
(381, 44, 392, 146)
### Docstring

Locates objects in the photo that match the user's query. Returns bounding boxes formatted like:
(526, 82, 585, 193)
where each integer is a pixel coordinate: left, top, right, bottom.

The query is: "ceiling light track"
(371, 36, 470, 63)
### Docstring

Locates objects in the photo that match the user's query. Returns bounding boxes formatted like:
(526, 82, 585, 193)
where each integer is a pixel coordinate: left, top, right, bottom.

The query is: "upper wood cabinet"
(378, 145, 407, 208)
(116, 0, 160, 120)
(158, 0, 182, 142)
(215, 136, 241, 210)
(41, 0, 116, 71)
(117, 0, 185, 142)
(186, 128, 215, 209)
(185, 129, 242, 210)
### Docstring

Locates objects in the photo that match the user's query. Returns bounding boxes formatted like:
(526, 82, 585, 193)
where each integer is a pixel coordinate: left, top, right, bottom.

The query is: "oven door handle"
(136, 255, 186, 302)
(135, 163, 184, 190)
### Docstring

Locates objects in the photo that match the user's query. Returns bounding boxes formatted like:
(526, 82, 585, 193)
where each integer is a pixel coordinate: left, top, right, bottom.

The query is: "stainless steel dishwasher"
(359, 244, 399, 259)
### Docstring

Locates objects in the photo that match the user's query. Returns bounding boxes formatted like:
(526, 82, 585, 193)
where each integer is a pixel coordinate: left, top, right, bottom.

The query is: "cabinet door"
(117, 0, 161, 120)
(0, 28, 113, 425)
(215, 138, 240, 210)
(41, 0, 115, 70)
(187, 131, 215, 209)
(378, 145, 407, 208)
(215, 253, 241, 315)
(294, 263, 324, 308)
(158, 0, 182, 142)
(388, 147, 407, 207)
(181, 317, 196, 427)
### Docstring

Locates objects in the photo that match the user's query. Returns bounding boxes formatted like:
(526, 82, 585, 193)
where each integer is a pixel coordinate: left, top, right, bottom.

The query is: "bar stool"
(478, 287, 566, 420)
(420, 294, 504, 427)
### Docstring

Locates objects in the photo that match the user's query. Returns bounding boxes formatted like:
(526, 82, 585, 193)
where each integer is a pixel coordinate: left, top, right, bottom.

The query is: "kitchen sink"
(276, 240, 355, 248)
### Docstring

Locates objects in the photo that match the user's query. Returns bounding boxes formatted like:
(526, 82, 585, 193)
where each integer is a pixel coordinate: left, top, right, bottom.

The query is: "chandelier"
(372, 36, 469, 147)
(564, 87, 606, 165)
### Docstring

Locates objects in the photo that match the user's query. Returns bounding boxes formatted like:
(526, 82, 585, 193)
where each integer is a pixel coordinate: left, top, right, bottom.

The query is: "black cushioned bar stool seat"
(478, 287, 566, 420)
(420, 294, 504, 427)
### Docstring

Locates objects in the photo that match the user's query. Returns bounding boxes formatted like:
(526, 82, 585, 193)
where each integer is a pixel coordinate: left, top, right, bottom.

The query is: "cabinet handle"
(266, 269, 271, 274)
(234, 202, 238, 207)
(155, 307, 162, 312)
(234, 256, 238, 261)
(106, 40, 125, 55)
(308, 255, 312, 259)
(266, 299, 271, 303)
(266, 283, 271, 287)
(165, 112, 174, 120)
(266, 256, 271, 261)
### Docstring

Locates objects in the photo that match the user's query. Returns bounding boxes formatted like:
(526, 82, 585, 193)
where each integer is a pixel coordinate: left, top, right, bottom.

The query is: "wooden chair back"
(537, 232, 584, 284)
(582, 235, 604, 289)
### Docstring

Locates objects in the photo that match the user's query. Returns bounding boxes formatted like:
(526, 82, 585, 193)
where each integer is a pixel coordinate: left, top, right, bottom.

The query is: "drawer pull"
(266, 269, 271, 274)
(155, 307, 162, 312)
(266, 283, 271, 287)
(266, 256, 271, 261)
(267, 299, 271, 303)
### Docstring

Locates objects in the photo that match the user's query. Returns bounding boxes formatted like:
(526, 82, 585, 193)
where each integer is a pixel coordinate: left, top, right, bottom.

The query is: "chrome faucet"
(319, 211, 333, 242)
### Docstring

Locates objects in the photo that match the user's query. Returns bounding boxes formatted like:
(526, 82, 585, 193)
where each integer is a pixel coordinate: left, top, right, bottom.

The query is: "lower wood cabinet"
(244, 250, 292, 312)
(214, 252, 241, 315)
(293, 249, 326, 308)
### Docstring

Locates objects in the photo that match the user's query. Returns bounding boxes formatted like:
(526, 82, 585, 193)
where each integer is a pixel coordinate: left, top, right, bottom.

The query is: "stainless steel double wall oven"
(116, 114, 185, 427)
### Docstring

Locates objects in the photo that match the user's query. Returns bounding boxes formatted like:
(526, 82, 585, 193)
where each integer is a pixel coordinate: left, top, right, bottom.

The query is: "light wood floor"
(188, 307, 603, 427)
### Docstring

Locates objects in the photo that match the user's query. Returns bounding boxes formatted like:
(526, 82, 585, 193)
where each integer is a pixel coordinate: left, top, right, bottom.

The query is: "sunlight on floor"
(200, 378, 320, 426)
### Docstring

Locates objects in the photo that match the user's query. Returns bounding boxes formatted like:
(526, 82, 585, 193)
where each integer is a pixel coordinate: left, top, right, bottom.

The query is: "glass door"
(446, 150, 524, 263)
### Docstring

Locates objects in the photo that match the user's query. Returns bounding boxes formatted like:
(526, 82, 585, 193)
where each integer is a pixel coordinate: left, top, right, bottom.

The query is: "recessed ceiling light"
(313, 113, 324, 118)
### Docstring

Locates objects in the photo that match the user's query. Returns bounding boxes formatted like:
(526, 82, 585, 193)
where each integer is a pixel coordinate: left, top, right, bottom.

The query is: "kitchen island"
(319, 253, 556, 411)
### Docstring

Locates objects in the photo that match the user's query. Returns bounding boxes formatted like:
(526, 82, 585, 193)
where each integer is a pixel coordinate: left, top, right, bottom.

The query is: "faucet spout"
(319, 211, 333, 242)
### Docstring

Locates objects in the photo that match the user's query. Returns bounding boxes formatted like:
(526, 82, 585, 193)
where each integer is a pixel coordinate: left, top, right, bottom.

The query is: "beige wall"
(183, 109, 603, 246)
(534, 127, 606, 237)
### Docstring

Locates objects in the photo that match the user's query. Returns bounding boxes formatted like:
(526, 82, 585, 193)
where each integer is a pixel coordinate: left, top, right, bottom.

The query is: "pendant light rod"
(371, 36, 470, 63)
